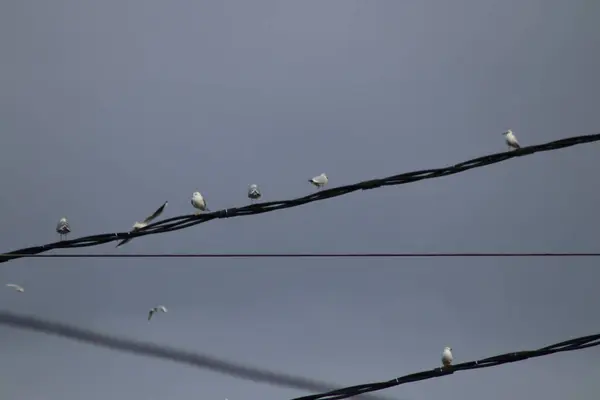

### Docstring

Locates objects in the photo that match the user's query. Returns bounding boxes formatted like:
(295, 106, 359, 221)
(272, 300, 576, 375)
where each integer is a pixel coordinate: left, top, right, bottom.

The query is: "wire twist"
(292, 333, 600, 400)
(1, 133, 598, 264)
(0, 310, 596, 400)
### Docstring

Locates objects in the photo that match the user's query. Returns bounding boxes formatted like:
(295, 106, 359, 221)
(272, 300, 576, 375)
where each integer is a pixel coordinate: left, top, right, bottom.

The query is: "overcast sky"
(1, 0, 600, 399)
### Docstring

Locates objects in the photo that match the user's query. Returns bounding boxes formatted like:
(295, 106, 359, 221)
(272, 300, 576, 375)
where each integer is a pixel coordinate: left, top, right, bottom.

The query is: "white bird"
(56, 217, 71, 241)
(148, 305, 168, 321)
(248, 184, 261, 203)
(502, 129, 521, 150)
(308, 173, 328, 190)
(6, 283, 24, 293)
(441, 346, 453, 367)
(191, 191, 210, 214)
(116, 201, 168, 248)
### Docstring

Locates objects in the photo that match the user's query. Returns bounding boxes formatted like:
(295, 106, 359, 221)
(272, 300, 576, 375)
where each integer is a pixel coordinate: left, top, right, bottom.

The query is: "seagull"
(191, 191, 210, 214)
(6, 283, 24, 293)
(148, 305, 168, 321)
(116, 201, 168, 248)
(248, 184, 261, 203)
(502, 129, 521, 150)
(56, 217, 71, 241)
(308, 173, 328, 190)
(441, 346, 453, 367)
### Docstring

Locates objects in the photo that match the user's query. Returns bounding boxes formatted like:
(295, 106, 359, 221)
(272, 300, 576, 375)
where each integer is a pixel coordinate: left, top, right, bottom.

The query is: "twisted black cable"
(1, 311, 596, 400)
(0, 311, 395, 400)
(1, 133, 598, 265)
(292, 333, 600, 400)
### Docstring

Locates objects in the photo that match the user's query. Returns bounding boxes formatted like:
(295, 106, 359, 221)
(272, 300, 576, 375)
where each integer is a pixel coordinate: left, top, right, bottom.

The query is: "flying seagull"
(56, 217, 71, 241)
(191, 191, 210, 214)
(6, 283, 24, 293)
(308, 173, 328, 190)
(247, 184, 261, 203)
(148, 305, 168, 321)
(502, 129, 521, 150)
(441, 346, 453, 367)
(116, 201, 168, 248)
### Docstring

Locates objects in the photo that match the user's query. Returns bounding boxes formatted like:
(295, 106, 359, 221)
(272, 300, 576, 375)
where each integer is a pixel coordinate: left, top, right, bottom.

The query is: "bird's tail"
(308, 179, 313, 183)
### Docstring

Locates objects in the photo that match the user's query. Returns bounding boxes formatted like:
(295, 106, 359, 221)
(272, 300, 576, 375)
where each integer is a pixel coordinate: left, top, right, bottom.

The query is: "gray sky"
(1, 0, 600, 399)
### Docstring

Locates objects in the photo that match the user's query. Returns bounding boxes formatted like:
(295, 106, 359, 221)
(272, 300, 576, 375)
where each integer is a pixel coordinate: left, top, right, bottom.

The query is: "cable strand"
(1, 310, 596, 400)
(3, 252, 600, 259)
(291, 334, 600, 400)
(0, 311, 393, 400)
(1, 133, 599, 264)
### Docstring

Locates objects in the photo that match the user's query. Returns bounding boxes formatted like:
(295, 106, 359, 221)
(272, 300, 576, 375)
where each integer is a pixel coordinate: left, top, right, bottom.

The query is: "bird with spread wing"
(116, 201, 168, 248)
(148, 305, 168, 321)
(6, 283, 24, 293)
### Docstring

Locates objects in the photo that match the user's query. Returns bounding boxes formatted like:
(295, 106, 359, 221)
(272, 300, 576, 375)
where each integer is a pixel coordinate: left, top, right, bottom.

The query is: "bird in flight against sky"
(148, 305, 168, 321)
(308, 173, 328, 190)
(116, 201, 168, 248)
(502, 129, 521, 150)
(56, 217, 71, 241)
(6, 283, 24, 293)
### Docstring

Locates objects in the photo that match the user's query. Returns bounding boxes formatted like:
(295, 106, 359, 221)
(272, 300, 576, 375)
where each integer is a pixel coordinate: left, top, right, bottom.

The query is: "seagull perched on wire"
(56, 217, 71, 241)
(247, 184, 261, 203)
(148, 305, 168, 321)
(6, 283, 24, 293)
(502, 129, 521, 150)
(191, 191, 210, 214)
(308, 173, 328, 190)
(116, 201, 168, 248)
(441, 346, 453, 367)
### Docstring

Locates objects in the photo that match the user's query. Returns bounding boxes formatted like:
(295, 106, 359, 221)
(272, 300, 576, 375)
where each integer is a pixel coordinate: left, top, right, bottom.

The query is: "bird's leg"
(195, 211, 202, 216)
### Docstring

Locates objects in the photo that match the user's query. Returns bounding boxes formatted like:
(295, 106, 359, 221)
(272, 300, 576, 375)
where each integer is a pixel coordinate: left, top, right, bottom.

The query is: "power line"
(0, 311, 596, 400)
(293, 333, 600, 400)
(0, 311, 393, 400)
(2, 252, 600, 259)
(1, 132, 598, 265)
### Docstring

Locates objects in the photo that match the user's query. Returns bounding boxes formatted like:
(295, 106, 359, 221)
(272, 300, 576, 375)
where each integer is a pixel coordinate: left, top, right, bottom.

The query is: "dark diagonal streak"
(0, 311, 396, 400)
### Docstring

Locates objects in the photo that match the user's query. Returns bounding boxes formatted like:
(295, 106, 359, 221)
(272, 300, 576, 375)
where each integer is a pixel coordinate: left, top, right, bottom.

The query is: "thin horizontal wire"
(2, 132, 599, 265)
(2, 252, 600, 259)
(293, 333, 600, 400)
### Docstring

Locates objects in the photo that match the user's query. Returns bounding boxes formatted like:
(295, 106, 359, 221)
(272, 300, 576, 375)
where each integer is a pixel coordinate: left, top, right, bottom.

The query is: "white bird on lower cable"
(116, 201, 168, 248)
(56, 217, 71, 241)
(148, 305, 168, 321)
(247, 184, 261, 203)
(441, 346, 453, 367)
(308, 173, 328, 190)
(191, 191, 210, 214)
(6, 283, 24, 293)
(502, 129, 521, 150)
